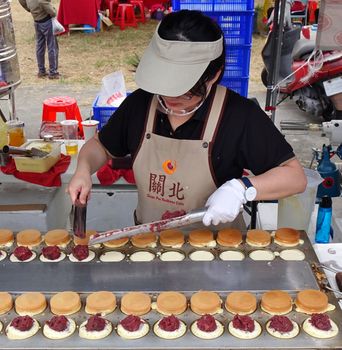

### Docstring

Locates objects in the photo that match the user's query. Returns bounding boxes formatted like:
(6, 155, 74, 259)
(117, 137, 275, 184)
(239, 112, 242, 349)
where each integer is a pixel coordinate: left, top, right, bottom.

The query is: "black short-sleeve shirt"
(99, 87, 294, 186)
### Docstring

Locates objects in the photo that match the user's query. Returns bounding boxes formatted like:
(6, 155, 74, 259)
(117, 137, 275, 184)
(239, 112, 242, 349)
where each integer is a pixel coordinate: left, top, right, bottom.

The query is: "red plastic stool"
(114, 4, 137, 30)
(129, 0, 146, 23)
(108, 0, 119, 22)
(42, 96, 84, 138)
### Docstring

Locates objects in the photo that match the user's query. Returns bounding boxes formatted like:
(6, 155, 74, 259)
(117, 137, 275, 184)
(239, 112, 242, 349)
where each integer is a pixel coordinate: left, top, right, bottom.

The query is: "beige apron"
(132, 85, 245, 229)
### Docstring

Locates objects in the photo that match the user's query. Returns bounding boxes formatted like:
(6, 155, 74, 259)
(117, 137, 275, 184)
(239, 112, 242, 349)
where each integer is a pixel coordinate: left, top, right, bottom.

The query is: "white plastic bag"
(97, 71, 127, 107)
(52, 17, 65, 35)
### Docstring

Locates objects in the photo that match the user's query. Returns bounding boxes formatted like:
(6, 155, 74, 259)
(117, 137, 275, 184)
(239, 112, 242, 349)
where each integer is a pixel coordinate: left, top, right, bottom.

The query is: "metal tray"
(0, 230, 341, 349)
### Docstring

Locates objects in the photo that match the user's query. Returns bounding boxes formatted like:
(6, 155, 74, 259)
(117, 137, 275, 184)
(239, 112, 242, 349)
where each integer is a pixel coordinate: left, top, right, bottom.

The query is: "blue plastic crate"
(172, 0, 254, 12)
(223, 45, 251, 79)
(209, 11, 254, 46)
(220, 77, 249, 97)
(92, 96, 117, 129)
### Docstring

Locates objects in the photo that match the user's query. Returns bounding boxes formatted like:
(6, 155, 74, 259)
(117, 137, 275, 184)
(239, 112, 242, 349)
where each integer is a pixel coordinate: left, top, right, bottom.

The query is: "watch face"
(246, 187, 257, 201)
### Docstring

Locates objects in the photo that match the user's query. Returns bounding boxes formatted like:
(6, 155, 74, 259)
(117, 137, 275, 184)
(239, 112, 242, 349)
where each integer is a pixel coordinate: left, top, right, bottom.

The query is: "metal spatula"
(89, 207, 206, 246)
(2, 145, 49, 157)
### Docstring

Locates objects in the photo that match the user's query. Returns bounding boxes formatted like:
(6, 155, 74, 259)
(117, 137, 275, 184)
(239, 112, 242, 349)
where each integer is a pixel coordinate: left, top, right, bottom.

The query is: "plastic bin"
(92, 93, 131, 129)
(92, 96, 117, 130)
(220, 77, 249, 97)
(172, 0, 254, 12)
(223, 45, 251, 78)
(210, 11, 254, 46)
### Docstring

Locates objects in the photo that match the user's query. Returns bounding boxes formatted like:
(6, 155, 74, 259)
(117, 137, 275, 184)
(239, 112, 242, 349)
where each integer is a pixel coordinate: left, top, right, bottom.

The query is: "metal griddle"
(0, 230, 341, 350)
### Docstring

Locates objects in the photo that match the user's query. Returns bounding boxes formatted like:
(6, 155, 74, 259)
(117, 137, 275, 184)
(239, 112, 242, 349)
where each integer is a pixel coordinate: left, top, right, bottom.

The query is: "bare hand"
(67, 172, 92, 205)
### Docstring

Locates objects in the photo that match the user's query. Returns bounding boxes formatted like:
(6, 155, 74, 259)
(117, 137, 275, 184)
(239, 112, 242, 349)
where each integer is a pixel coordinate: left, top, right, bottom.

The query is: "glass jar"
(6, 119, 26, 146)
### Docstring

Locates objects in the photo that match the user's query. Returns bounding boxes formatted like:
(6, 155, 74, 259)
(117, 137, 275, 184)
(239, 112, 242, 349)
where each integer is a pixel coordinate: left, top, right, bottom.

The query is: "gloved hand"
(203, 179, 246, 226)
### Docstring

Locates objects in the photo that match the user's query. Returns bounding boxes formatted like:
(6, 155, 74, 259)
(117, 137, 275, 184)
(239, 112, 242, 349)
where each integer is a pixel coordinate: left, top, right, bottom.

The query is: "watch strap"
(240, 177, 253, 189)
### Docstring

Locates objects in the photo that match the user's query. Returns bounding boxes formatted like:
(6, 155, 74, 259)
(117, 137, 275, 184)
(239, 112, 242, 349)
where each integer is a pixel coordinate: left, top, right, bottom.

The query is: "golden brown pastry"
(274, 227, 300, 246)
(15, 292, 46, 315)
(44, 229, 71, 247)
(159, 230, 184, 248)
(0, 229, 14, 247)
(50, 291, 81, 315)
(295, 290, 329, 314)
(225, 291, 257, 315)
(0, 292, 13, 314)
(156, 291, 187, 315)
(188, 229, 215, 247)
(246, 229, 271, 247)
(16, 229, 42, 247)
(85, 291, 116, 315)
(190, 291, 221, 315)
(131, 233, 157, 248)
(261, 290, 292, 315)
(217, 228, 242, 247)
(121, 292, 151, 316)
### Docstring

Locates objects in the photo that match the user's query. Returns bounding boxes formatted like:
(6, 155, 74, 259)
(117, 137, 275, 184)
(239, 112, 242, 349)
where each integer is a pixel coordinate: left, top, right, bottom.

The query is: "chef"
(68, 10, 307, 229)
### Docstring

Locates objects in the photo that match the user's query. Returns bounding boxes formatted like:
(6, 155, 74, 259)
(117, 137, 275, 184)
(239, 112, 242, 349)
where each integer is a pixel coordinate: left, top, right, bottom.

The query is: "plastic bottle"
(317, 145, 341, 198)
(315, 196, 332, 243)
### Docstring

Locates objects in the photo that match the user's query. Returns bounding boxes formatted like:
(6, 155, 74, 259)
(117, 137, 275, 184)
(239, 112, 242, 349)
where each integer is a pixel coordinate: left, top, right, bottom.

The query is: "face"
(160, 69, 222, 114)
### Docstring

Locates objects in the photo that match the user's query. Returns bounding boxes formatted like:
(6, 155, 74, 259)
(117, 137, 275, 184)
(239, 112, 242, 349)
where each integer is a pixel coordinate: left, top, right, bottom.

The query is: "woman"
(68, 10, 307, 228)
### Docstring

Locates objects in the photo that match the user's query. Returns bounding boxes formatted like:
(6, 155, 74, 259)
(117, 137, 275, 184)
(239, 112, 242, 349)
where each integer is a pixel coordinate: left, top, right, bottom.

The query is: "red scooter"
(261, 25, 342, 120)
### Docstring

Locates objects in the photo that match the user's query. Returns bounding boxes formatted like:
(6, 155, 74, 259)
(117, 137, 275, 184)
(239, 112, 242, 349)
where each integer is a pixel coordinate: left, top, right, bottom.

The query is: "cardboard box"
(13, 141, 61, 173)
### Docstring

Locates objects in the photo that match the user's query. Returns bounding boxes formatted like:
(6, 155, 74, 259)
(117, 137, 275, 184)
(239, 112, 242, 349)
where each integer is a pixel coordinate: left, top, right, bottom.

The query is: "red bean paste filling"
(197, 314, 217, 332)
(85, 315, 106, 332)
(42, 246, 61, 260)
(13, 246, 33, 261)
(72, 245, 89, 261)
(159, 315, 181, 332)
(10, 316, 34, 331)
(269, 315, 294, 333)
(120, 315, 142, 332)
(46, 315, 68, 332)
(232, 314, 255, 332)
(309, 313, 332, 331)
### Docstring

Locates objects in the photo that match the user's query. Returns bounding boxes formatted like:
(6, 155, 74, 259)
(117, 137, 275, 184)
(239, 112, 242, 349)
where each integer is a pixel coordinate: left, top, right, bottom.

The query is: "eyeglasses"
(178, 92, 193, 100)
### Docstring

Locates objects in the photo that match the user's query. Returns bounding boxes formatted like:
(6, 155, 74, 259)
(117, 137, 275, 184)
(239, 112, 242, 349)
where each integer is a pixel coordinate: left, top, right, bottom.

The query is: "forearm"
(75, 137, 110, 176)
(246, 159, 307, 200)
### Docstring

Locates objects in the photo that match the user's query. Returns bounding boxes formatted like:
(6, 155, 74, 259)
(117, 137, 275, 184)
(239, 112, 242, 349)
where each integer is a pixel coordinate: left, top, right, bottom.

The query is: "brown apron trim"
(208, 141, 219, 188)
(200, 85, 217, 140)
(132, 96, 154, 165)
(211, 87, 229, 146)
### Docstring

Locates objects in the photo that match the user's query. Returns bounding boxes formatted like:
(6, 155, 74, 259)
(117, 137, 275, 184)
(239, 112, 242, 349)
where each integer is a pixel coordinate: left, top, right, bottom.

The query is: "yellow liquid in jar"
(8, 127, 26, 146)
(65, 142, 78, 155)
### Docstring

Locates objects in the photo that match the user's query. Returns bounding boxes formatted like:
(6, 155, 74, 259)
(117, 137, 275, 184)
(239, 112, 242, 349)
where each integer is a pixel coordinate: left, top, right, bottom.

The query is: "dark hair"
(158, 10, 225, 97)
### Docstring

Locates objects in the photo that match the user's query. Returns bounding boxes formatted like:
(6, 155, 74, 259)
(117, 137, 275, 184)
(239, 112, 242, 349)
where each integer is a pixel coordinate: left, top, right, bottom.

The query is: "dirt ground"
(11, 0, 265, 92)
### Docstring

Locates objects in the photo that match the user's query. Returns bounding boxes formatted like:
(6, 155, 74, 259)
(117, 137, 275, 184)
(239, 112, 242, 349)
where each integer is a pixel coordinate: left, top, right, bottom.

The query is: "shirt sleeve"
(38, 0, 57, 17)
(237, 99, 295, 175)
(98, 90, 150, 158)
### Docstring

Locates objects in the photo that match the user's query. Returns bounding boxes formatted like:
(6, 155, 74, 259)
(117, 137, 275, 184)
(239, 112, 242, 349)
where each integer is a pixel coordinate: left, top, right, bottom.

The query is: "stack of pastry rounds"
(189, 229, 216, 247)
(16, 229, 42, 248)
(159, 230, 184, 248)
(0, 292, 13, 314)
(217, 229, 242, 247)
(261, 290, 292, 315)
(50, 291, 81, 315)
(103, 237, 129, 249)
(295, 289, 331, 314)
(190, 291, 221, 315)
(44, 229, 71, 248)
(246, 229, 271, 247)
(85, 291, 116, 315)
(155, 292, 187, 315)
(274, 228, 300, 246)
(73, 230, 98, 246)
(225, 291, 257, 315)
(121, 292, 151, 316)
(15, 292, 46, 316)
(131, 232, 157, 248)
(0, 229, 14, 247)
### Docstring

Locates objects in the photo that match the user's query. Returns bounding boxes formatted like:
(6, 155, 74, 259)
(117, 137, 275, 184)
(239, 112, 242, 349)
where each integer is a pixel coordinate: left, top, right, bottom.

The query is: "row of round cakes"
(0, 228, 306, 263)
(1, 289, 335, 317)
(0, 290, 338, 340)
(0, 227, 304, 250)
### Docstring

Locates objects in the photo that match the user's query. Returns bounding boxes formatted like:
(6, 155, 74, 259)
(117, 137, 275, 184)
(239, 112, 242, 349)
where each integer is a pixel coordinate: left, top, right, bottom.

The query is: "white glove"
(203, 179, 246, 226)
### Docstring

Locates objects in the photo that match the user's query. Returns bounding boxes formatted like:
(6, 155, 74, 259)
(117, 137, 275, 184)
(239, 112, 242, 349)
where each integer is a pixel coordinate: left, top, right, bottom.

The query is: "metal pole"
(264, 0, 287, 123)
(8, 87, 16, 120)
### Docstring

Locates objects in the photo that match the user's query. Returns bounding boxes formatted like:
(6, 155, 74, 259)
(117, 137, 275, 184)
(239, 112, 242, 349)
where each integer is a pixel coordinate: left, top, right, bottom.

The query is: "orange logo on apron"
(162, 160, 177, 175)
